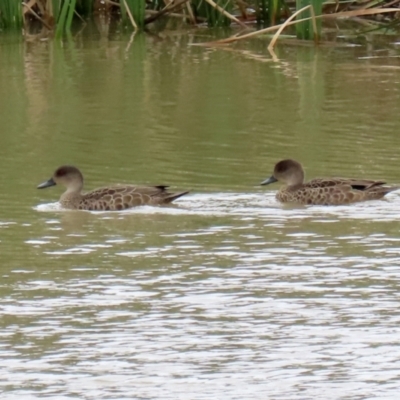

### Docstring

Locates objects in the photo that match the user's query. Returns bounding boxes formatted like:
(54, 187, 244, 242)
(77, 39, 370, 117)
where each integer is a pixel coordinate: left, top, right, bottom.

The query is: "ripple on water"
(4, 191, 400, 399)
(34, 190, 400, 221)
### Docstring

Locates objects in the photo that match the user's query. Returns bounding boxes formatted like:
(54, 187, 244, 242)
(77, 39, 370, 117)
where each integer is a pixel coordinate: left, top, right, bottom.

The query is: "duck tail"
(372, 185, 400, 198)
(382, 186, 400, 195)
(165, 191, 190, 203)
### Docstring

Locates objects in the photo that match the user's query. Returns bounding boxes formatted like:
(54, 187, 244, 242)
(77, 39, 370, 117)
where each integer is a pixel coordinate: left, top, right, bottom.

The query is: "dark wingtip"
(384, 186, 400, 195)
(156, 185, 170, 191)
(165, 191, 190, 203)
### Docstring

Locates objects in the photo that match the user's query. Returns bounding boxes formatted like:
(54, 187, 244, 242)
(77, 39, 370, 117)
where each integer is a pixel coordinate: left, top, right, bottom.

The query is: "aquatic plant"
(254, 0, 286, 26)
(295, 0, 322, 40)
(121, 0, 146, 30)
(1, 0, 399, 45)
(193, 0, 234, 27)
(0, 0, 23, 30)
(55, 0, 77, 37)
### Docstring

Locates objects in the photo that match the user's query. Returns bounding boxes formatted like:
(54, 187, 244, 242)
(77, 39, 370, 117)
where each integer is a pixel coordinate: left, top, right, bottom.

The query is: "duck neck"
(61, 183, 83, 200)
(287, 171, 304, 187)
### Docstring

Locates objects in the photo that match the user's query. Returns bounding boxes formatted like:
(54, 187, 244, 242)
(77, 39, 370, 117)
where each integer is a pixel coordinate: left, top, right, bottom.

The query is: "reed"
(0, 0, 23, 30)
(0, 0, 397, 42)
(295, 0, 322, 40)
(193, 0, 233, 27)
(268, 0, 282, 25)
(121, 0, 146, 29)
(76, 0, 93, 17)
(255, 0, 268, 24)
(55, 0, 77, 37)
(51, 0, 60, 19)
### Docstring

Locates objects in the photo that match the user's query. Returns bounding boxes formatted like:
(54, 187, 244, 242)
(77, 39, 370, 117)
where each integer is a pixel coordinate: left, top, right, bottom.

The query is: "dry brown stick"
(35, 0, 46, 15)
(268, 5, 312, 50)
(204, 0, 249, 29)
(144, 0, 190, 25)
(23, 0, 37, 15)
(146, 9, 190, 18)
(186, 1, 197, 24)
(123, 0, 138, 31)
(103, 0, 120, 6)
(197, 7, 400, 45)
(22, 2, 53, 29)
(371, 0, 400, 7)
(237, 0, 249, 19)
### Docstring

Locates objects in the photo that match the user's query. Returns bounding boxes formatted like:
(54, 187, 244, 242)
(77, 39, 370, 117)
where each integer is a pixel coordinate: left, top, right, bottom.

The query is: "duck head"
(261, 159, 305, 186)
(37, 165, 84, 193)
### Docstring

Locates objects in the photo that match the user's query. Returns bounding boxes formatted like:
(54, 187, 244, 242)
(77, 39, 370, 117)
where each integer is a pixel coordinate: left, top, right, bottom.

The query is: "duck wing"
(81, 185, 188, 210)
(305, 178, 387, 190)
(290, 179, 396, 205)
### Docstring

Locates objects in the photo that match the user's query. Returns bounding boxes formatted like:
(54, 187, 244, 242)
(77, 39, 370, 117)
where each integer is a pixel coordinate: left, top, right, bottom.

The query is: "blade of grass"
(268, 5, 312, 49)
(55, 0, 71, 37)
(269, 0, 282, 25)
(256, 0, 268, 24)
(51, 0, 60, 18)
(296, 0, 322, 39)
(65, 0, 77, 31)
(123, 0, 139, 31)
(193, 0, 233, 27)
(0, 0, 23, 29)
(122, 0, 145, 29)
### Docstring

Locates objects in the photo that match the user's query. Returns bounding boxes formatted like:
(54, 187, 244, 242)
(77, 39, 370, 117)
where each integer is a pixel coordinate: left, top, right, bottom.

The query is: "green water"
(1, 29, 400, 399)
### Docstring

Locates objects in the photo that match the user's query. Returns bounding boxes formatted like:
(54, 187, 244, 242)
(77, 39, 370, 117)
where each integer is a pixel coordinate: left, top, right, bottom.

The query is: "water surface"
(1, 28, 400, 399)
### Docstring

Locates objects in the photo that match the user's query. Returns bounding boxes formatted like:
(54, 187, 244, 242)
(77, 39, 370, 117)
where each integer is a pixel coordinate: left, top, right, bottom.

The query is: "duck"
(261, 159, 398, 205)
(37, 165, 189, 211)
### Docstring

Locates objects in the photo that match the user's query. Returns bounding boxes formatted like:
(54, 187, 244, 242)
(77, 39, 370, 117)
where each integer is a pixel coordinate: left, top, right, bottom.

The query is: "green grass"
(121, 0, 146, 29)
(55, 0, 77, 37)
(0, 0, 23, 30)
(51, 0, 61, 19)
(268, 0, 282, 25)
(296, 0, 322, 40)
(255, 0, 268, 25)
(2, 0, 388, 43)
(194, 0, 233, 27)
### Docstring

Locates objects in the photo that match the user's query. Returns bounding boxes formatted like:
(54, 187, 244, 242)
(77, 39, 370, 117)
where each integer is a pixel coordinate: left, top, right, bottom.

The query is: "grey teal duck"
(37, 165, 189, 211)
(261, 159, 398, 205)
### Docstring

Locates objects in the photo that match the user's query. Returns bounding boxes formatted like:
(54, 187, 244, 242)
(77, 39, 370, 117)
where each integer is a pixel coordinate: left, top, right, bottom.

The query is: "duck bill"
(37, 177, 56, 189)
(261, 176, 278, 186)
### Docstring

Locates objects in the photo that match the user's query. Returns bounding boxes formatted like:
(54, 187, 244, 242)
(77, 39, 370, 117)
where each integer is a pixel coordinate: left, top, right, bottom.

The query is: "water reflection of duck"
(37, 165, 189, 211)
(261, 159, 398, 205)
